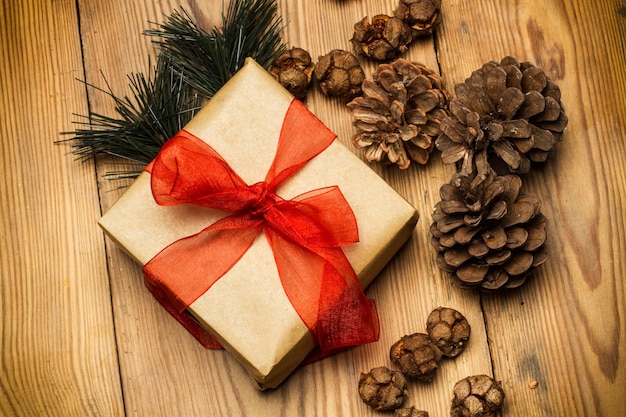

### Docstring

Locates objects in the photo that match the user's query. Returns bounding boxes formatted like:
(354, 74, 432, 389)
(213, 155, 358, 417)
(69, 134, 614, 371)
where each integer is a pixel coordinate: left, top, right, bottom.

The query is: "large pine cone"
(347, 59, 449, 169)
(430, 170, 548, 291)
(436, 56, 568, 175)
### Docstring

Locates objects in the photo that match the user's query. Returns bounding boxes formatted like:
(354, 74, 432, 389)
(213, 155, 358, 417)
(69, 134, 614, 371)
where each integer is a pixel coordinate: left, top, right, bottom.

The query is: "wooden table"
(2, 0, 625, 415)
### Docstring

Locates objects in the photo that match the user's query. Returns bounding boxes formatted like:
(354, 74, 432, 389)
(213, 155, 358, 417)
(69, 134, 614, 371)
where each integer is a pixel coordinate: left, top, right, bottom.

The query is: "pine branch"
(61, 55, 201, 179)
(145, 0, 286, 97)
(61, 0, 285, 181)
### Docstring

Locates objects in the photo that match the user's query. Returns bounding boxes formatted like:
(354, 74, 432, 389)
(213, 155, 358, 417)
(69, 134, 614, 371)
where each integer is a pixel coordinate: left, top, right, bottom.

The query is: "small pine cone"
(347, 59, 449, 169)
(390, 333, 443, 381)
(358, 366, 408, 411)
(393, 0, 442, 37)
(314, 49, 365, 100)
(426, 307, 471, 358)
(430, 170, 549, 291)
(436, 56, 568, 175)
(351, 15, 414, 61)
(395, 406, 430, 417)
(450, 375, 505, 417)
(269, 47, 314, 100)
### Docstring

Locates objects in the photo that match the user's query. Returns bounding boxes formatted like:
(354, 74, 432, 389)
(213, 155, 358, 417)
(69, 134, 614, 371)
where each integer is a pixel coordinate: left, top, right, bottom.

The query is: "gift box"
(99, 58, 418, 389)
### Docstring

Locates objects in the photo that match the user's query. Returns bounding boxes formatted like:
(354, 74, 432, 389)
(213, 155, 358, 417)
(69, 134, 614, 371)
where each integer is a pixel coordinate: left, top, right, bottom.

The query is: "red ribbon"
(143, 99, 379, 353)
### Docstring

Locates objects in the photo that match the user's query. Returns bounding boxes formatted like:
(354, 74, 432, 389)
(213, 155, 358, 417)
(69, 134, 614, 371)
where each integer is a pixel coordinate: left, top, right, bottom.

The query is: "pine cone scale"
(500, 194, 541, 227)
(503, 251, 534, 276)
(439, 233, 458, 248)
(500, 119, 531, 138)
(485, 66, 508, 105)
(498, 87, 525, 119)
(444, 247, 473, 267)
(482, 226, 507, 249)
(485, 249, 511, 265)
(521, 214, 548, 251)
(456, 263, 489, 283)
(439, 200, 471, 213)
(521, 66, 548, 91)
(481, 269, 510, 290)
(468, 239, 489, 257)
(440, 122, 468, 145)
(492, 141, 524, 171)
(511, 136, 535, 153)
(515, 90, 544, 119)
(530, 126, 556, 151)
(536, 112, 568, 133)
(533, 96, 561, 121)
(454, 225, 480, 244)
(532, 251, 549, 267)
(505, 226, 529, 248)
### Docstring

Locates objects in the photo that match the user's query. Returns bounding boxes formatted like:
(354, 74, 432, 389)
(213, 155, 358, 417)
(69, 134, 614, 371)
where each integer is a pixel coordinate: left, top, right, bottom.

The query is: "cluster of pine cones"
(348, 56, 567, 291)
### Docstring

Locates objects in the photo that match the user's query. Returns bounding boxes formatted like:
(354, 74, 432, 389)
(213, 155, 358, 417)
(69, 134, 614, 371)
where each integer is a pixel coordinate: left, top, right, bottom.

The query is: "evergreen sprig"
(62, 55, 201, 179)
(145, 0, 286, 97)
(62, 0, 285, 181)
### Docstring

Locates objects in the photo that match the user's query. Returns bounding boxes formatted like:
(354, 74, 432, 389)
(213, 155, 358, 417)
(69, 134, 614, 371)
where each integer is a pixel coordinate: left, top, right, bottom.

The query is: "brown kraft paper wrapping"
(99, 58, 419, 389)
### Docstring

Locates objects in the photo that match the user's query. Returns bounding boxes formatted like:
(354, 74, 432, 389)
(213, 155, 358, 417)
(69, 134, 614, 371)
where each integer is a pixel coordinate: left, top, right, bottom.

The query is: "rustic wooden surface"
(1, 0, 625, 415)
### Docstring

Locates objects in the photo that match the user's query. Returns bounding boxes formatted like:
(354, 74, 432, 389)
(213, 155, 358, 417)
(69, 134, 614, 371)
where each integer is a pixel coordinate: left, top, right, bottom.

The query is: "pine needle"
(61, 55, 202, 179)
(145, 0, 286, 97)
(61, 0, 285, 181)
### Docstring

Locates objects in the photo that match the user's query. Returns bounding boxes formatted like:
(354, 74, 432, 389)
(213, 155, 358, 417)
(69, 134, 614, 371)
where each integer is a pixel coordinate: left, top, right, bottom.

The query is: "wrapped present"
(99, 58, 419, 389)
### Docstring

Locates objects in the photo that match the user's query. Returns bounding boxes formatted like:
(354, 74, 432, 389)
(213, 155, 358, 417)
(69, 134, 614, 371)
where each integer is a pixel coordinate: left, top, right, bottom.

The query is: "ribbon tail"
(315, 254, 379, 352)
(301, 270, 380, 366)
(266, 230, 379, 355)
(145, 277, 222, 349)
(143, 216, 262, 348)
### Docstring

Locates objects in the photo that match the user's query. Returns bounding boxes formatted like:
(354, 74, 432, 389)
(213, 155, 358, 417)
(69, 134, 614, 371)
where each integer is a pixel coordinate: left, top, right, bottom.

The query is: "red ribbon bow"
(143, 99, 379, 353)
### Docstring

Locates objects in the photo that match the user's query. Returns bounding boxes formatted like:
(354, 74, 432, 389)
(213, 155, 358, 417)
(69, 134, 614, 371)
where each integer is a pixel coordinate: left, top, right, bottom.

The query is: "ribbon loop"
(144, 98, 379, 353)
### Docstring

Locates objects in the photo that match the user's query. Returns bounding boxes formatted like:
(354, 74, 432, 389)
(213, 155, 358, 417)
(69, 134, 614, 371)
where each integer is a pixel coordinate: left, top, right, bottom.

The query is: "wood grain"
(437, 1, 626, 416)
(1, 0, 624, 415)
(0, 0, 123, 415)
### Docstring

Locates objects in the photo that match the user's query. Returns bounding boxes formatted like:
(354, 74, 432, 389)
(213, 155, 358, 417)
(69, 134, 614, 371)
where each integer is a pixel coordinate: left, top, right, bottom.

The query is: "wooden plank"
(0, 0, 124, 415)
(436, 0, 626, 416)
